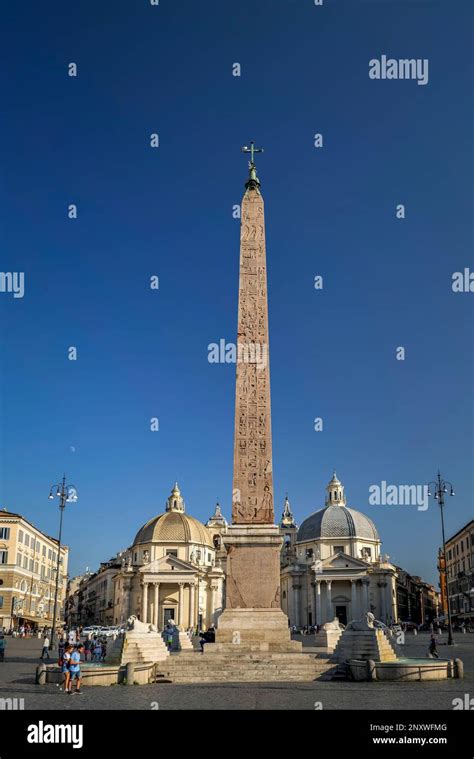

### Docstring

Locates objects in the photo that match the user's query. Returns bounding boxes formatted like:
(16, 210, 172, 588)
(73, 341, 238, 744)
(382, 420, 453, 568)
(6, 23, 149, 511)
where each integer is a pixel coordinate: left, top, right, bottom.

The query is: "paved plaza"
(0, 632, 472, 710)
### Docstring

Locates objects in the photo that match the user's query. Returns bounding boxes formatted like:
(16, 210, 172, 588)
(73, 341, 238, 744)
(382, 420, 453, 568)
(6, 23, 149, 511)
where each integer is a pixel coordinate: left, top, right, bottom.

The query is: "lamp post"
(427, 472, 455, 646)
(48, 475, 78, 649)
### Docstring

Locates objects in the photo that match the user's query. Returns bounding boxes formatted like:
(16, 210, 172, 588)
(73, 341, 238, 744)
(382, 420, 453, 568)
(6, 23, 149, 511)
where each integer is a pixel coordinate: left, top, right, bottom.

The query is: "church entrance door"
(335, 605, 347, 625)
(163, 608, 176, 626)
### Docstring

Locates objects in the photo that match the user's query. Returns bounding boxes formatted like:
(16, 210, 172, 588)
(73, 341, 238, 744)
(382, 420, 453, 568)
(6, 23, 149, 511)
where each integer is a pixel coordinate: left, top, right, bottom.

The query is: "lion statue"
(345, 612, 376, 631)
(126, 614, 157, 633)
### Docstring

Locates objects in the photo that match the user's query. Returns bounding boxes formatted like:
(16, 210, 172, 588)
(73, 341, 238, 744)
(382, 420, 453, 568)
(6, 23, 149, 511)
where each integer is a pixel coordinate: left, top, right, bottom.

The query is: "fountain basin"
(42, 661, 155, 687)
(350, 657, 452, 682)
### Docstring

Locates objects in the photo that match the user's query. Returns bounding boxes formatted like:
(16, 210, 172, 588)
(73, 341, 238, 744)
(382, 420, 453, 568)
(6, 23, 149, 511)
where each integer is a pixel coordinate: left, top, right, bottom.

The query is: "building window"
(42, 545, 46, 557)
(34, 562, 38, 574)
(17, 552, 22, 566)
(0, 528, 10, 540)
(24, 534, 30, 547)
(23, 556, 28, 569)
(166, 550, 178, 557)
(0, 551, 8, 564)
(29, 559, 34, 572)
(334, 546, 344, 554)
(48, 549, 52, 560)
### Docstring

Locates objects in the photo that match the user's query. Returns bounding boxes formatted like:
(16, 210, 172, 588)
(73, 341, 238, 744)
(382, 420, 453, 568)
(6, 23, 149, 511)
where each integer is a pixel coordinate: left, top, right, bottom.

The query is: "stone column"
(210, 584, 218, 627)
(142, 582, 148, 624)
(315, 580, 321, 625)
(178, 582, 184, 627)
(154, 582, 160, 628)
(194, 581, 199, 629)
(363, 580, 370, 613)
(351, 579, 358, 622)
(293, 583, 301, 627)
(326, 580, 332, 623)
(189, 582, 195, 631)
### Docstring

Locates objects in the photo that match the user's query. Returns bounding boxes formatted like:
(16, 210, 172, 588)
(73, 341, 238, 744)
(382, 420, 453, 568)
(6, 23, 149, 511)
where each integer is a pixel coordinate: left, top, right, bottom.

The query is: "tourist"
(68, 644, 83, 694)
(429, 634, 439, 658)
(164, 624, 174, 651)
(93, 640, 102, 662)
(40, 635, 50, 660)
(0, 634, 6, 662)
(60, 644, 73, 693)
(100, 639, 107, 661)
(83, 637, 91, 661)
(199, 625, 215, 653)
(68, 629, 76, 646)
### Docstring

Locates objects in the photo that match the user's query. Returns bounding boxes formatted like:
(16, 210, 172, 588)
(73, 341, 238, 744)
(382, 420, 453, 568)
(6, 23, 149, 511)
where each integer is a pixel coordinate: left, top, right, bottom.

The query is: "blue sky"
(0, 0, 472, 584)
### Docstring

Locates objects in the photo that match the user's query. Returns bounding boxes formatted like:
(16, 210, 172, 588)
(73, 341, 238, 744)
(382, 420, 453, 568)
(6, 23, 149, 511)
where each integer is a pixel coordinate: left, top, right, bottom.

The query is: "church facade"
(279, 473, 398, 627)
(112, 484, 225, 631)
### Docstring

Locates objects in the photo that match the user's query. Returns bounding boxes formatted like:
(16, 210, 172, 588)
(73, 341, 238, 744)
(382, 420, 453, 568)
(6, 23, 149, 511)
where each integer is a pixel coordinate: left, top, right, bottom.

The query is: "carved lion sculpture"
(345, 612, 376, 631)
(126, 615, 156, 633)
(320, 616, 344, 632)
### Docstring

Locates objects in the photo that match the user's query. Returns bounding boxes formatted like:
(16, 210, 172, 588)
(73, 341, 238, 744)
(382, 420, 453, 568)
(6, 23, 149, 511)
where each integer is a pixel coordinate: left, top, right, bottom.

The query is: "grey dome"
(297, 505, 379, 542)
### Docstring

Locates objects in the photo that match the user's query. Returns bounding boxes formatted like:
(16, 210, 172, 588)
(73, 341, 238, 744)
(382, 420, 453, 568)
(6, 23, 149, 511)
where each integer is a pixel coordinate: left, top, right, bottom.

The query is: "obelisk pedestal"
(210, 525, 300, 653)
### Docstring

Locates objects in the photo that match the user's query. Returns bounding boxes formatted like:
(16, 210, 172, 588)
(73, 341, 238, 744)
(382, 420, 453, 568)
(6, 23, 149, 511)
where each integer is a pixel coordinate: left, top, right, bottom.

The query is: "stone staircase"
(155, 651, 332, 683)
(331, 630, 397, 664)
(107, 631, 169, 665)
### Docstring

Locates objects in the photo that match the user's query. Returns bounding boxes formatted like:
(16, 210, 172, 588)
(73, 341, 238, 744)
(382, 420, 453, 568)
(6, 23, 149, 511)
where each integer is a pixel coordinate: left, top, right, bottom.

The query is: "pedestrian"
(0, 634, 6, 662)
(100, 639, 107, 661)
(93, 640, 102, 662)
(40, 635, 50, 660)
(69, 644, 83, 694)
(429, 634, 439, 658)
(83, 637, 91, 661)
(68, 629, 76, 646)
(60, 644, 73, 693)
(165, 624, 174, 651)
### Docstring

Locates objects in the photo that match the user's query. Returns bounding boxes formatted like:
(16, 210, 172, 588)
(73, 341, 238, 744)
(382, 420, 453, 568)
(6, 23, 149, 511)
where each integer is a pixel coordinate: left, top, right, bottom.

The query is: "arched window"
(20, 580, 27, 592)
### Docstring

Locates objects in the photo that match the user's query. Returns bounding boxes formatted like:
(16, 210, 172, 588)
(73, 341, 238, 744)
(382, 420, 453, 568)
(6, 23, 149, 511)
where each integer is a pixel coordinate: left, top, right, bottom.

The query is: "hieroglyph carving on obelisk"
(232, 144, 274, 525)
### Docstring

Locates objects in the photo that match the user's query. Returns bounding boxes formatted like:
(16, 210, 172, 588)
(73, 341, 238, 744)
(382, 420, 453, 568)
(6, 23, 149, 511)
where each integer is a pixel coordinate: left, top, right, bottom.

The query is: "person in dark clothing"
(429, 634, 439, 658)
(199, 626, 215, 652)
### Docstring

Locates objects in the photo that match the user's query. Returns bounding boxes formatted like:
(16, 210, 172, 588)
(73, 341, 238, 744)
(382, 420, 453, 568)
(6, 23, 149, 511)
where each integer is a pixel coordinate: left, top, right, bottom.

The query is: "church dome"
(297, 473, 379, 542)
(133, 483, 213, 548)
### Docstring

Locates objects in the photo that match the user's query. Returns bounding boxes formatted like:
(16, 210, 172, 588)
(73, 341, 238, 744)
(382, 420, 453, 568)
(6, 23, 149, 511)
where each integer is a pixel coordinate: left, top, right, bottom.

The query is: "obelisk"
(213, 144, 299, 652)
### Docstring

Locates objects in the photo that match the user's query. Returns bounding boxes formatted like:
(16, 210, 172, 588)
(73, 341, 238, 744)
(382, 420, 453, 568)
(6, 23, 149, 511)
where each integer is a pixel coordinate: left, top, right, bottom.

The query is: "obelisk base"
(208, 524, 301, 653)
(208, 608, 301, 653)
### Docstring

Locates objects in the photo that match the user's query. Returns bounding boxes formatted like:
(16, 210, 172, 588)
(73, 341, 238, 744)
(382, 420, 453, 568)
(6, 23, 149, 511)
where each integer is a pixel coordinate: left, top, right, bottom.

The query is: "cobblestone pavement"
(0, 633, 471, 710)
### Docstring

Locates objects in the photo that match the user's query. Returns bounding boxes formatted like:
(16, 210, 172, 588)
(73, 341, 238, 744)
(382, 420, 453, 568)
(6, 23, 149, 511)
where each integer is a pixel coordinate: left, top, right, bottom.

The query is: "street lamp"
(427, 471, 455, 645)
(48, 475, 78, 649)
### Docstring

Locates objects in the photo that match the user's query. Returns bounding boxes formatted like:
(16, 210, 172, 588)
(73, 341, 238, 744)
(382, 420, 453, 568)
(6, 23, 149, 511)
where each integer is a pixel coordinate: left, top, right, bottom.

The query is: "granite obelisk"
(213, 144, 299, 652)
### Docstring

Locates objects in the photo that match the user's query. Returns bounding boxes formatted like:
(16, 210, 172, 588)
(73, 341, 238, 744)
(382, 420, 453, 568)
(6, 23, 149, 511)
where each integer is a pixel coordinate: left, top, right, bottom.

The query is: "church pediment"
(321, 552, 369, 571)
(139, 554, 195, 574)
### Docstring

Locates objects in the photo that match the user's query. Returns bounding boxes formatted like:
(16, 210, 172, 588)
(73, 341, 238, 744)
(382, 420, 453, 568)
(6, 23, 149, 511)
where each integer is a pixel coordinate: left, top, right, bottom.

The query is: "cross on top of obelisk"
(241, 141, 264, 164)
(241, 141, 264, 188)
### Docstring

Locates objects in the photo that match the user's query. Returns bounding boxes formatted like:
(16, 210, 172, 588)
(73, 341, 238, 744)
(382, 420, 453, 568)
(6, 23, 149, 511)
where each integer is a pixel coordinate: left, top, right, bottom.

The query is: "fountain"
(331, 613, 462, 682)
